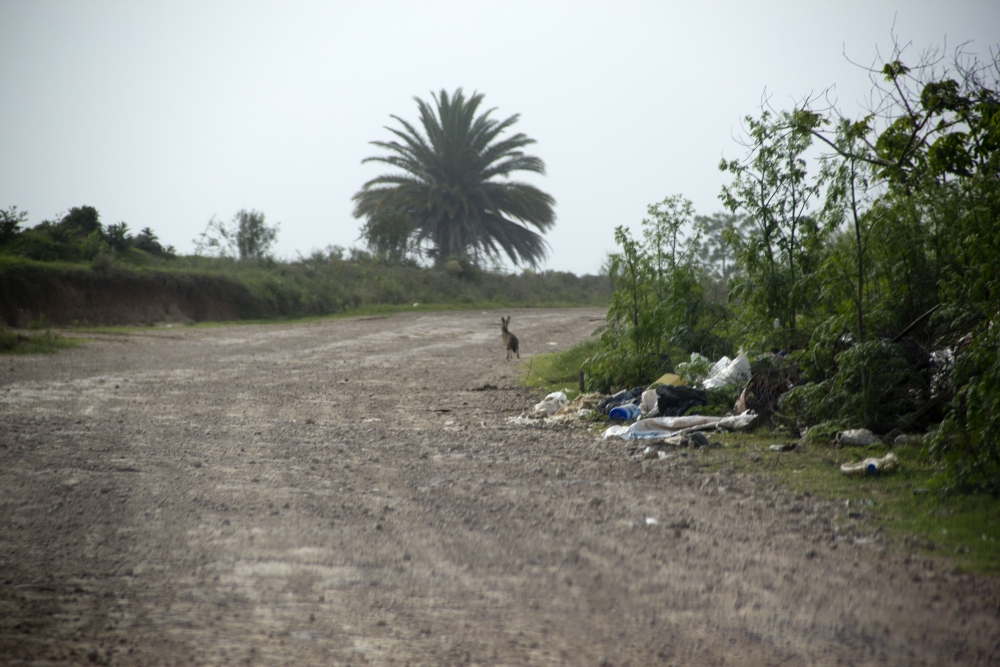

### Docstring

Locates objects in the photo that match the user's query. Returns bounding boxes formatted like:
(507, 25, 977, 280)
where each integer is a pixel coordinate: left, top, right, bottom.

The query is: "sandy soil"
(1, 308, 998, 667)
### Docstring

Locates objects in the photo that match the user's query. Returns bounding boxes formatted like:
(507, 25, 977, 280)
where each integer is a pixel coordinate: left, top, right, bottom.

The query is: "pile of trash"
(595, 380, 712, 422)
(507, 347, 922, 479)
(511, 350, 763, 440)
(508, 348, 765, 431)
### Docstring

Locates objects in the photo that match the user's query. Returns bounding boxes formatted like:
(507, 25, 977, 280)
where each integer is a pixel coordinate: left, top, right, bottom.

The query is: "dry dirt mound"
(1, 308, 997, 666)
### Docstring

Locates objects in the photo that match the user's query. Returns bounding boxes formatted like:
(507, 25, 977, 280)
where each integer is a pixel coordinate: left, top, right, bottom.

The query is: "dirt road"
(1, 309, 997, 666)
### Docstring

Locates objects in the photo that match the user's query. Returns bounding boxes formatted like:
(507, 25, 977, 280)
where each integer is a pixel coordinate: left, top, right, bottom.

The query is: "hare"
(501, 316, 519, 360)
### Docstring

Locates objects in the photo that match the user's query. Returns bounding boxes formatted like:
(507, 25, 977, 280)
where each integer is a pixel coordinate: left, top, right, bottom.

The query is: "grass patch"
(696, 431, 1000, 574)
(0, 329, 84, 354)
(522, 337, 601, 398)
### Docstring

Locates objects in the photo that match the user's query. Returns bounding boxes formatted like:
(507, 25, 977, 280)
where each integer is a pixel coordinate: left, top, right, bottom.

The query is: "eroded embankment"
(0, 264, 274, 326)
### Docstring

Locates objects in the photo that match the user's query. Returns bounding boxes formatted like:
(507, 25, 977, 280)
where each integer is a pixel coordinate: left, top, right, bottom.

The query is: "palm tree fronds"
(353, 88, 555, 266)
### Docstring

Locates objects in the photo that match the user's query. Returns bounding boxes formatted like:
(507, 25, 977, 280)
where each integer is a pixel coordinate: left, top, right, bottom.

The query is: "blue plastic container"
(608, 403, 641, 421)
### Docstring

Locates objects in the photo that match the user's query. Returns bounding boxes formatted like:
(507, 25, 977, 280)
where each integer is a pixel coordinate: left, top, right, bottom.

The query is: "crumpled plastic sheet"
(529, 391, 568, 418)
(511, 392, 603, 423)
(548, 408, 599, 423)
(602, 411, 757, 440)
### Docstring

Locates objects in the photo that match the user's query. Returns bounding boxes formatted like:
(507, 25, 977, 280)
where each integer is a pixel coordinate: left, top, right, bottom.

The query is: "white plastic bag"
(639, 389, 658, 416)
(835, 428, 881, 446)
(703, 351, 751, 389)
(529, 391, 568, 418)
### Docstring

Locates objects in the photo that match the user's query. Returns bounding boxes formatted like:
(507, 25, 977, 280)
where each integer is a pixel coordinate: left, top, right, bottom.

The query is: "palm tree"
(353, 89, 555, 267)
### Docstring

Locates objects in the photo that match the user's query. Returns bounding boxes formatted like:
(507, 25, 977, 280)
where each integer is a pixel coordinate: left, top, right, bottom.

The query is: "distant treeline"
(0, 205, 175, 264)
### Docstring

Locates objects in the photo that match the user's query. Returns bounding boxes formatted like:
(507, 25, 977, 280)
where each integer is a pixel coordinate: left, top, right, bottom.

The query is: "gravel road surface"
(1, 308, 998, 666)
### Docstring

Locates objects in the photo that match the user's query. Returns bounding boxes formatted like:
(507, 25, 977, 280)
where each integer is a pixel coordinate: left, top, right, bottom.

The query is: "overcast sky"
(2, 1, 998, 274)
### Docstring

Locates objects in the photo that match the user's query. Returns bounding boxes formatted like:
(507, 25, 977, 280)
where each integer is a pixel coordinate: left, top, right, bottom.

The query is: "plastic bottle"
(840, 452, 899, 476)
(608, 403, 641, 421)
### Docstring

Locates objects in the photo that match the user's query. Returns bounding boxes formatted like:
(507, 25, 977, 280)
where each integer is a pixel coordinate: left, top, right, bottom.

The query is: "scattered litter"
(513, 391, 602, 423)
(653, 385, 709, 417)
(529, 391, 568, 418)
(894, 433, 923, 446)
(602, 425, 631, 439)
(603, 411, 756, 441)
(930, 348, 954, 371)
(930, 348, 954, 396)
(506, 415, 537, 425)
(597, 387, 645, 416)
(840, 452, 899, 476)
(703, 351, 751, 389)
(642, 446, 658, 460)
(651, 373, 685, 387)
(413, 303, 419, 307)
(608, 403, 641, 421)
(647, 430, 712, 448)
(835, 428, 882, 447)
(564, 393, 602, 411)
(547, 341, 558, 346)
(645, 517, 659, 526)
(444, 420, 455, 426)
(548, 408, 599, 423)
(769, 443, 797, 452)
(625, 415, 723, 439)
(639, 389, 658, 416)
(716, 412, 758, 431)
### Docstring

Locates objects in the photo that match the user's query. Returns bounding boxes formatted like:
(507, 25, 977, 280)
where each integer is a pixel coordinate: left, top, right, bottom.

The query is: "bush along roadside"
(571, 44, 1000, 498)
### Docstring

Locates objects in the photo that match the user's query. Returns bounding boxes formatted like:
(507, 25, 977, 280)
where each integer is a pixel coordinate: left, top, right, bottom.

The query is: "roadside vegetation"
(519, 40, 1000, 568)
(575, 41, 999, 495)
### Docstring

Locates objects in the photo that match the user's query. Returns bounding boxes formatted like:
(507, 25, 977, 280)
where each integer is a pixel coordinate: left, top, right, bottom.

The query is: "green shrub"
(8, 229, 76, 261)
(582, 196, 731, 393)
(780, 339, 928, 432)
(675, 352, 712, 385)
(91, 251, 115, 273)
(929, 323, 1000, 494)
